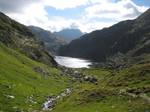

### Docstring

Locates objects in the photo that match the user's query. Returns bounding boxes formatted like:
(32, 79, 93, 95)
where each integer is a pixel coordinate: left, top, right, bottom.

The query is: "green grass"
(0, 43, 71, 111)
(53, 65, 150, 112)
(108, 64, 150, 88)
(53, 93, 150, 112)
(0, 42, 150, 112)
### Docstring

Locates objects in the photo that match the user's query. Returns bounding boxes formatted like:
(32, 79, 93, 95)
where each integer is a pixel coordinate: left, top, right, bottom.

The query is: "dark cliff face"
(58, 9, 150, 62)
(0, 12, 57, 66)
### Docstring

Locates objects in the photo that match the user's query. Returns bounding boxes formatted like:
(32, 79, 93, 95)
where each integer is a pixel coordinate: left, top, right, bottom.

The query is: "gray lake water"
(55, 56, 92, 68)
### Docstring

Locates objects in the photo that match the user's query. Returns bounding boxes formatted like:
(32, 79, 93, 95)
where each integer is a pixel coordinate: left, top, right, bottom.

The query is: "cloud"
(0, 0, 38, 13)
(43, 0, 89, 9)
(0, 0, 89, 12)
(80, 0, 149, 32)
(85, 0, 148, 21)
(0, 0, 149, 33)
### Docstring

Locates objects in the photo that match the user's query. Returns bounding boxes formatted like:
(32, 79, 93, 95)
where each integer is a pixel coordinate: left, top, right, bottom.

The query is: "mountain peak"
(0, 11, 6, 16)
(58, 9, 150, 62)
(136, 8, 150, 22)
(0, 11, 11, 24)
(54, 28, 83, 42)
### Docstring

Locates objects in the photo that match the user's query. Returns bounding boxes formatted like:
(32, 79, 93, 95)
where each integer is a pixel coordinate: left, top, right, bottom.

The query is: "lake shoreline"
(54, 56, 94, 68)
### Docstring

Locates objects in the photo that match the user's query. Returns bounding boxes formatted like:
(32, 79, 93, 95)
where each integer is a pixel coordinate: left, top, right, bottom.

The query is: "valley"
(0, 5, 150, 112)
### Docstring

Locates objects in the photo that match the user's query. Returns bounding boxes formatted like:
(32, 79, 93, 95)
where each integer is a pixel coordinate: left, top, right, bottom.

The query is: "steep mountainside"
(0, 43, 70, 111)
(0, 12, 56, 66)
(54, 28, 83, 43)
(0, 12, 71, 111)
(58, 9, 150, 64)
(28, 26, 67, 54)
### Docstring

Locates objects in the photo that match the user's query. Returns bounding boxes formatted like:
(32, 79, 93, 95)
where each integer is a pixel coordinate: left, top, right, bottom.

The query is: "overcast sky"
(0, 0, 149, 32)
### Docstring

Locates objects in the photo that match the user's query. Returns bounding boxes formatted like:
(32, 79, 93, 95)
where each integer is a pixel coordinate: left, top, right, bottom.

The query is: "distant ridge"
(28, 26, 67, 54)
(58, 8, 150, 66)
(54, 28, 84, 43)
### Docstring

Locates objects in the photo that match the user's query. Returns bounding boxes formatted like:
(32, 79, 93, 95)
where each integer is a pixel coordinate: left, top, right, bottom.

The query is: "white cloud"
(1, 0, 149, 33)
(85, 0, 148, 21)
(5, 0, 90, 32)
(43, 0, 89, 9)
(81, 0, 148, 32)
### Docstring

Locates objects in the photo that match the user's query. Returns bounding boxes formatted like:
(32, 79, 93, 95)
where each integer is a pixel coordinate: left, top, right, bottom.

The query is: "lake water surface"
(55, 56, 92, 68)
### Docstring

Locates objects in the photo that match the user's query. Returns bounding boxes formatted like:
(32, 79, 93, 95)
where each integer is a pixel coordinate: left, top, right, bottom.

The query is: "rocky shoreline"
(59, 67, 98, 84)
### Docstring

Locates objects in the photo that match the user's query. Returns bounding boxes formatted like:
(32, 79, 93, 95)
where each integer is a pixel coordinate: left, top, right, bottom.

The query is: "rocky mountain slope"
(58, 9, 150, 66)
(0, 12, 72, 111)
(0, 12, 57, 66)
(28, 26, 67, 54)
(54, 28, 83, 43)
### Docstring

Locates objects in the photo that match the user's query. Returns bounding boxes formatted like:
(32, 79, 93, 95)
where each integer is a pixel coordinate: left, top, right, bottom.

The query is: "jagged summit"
(135, 8, 150, 26)
(136, 8, 150, 20)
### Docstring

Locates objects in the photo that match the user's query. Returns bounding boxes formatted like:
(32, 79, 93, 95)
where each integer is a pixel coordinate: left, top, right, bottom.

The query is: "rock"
(26, 95, 37, 104)
(5, 95, 15, 99)
(83, 76, 98, 84)
(56, 95, 61, 99)
(66, 88, 71, 94)
(33, 66, 50, 76)
(12, 106, 18, 109)
(74, 71, 79, 74)
(139, 93, 150, 103)
(42, 88, 72, 110)
(43, 97, 56, 110)
(119, 89, 127, 94)
(111, 105, 115, 108)
(60, 93, 67, 97)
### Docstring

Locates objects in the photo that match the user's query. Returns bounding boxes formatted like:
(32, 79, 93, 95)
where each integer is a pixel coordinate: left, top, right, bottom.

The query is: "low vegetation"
(53, 64, 150, 112)
(0, 43, 71, 111)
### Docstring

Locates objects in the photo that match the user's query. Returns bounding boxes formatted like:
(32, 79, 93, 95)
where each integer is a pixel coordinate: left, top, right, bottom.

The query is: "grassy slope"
(0, 41, 149, 112)
(0, 43, 71, 111)
(53, 65, 150, 112)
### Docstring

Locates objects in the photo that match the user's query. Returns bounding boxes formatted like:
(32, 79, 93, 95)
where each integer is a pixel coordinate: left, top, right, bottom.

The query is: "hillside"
(0, 12, 72, 111)
(1, 40, 149, 112)
(54, 28, 83, 43)
(53, 63, 150, 112)
(28, 26, 67, 54)
(0, 42, 71, 111)
(58, 9, 150, 65)
(0, 12, 56, 66)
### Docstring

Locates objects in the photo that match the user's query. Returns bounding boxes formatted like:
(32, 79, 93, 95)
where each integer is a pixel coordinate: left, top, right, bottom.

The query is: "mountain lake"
(55, 56, 93, 68)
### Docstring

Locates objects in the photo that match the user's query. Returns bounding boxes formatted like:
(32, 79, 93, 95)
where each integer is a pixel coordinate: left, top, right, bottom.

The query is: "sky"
(0, 0, 149, 33)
